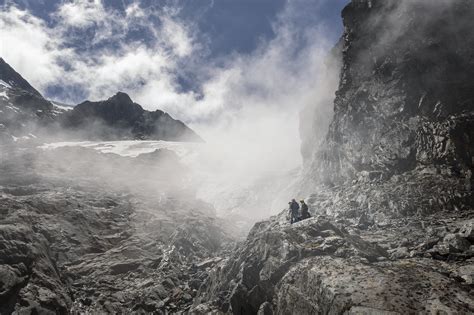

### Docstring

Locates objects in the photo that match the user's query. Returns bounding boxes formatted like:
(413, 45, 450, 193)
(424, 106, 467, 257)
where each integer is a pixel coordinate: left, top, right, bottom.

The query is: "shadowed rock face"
(305, 0, 474, 185)
(61, 92, 203, 142)
(0, 58, 42, 97)
(0, 59, 57, 142)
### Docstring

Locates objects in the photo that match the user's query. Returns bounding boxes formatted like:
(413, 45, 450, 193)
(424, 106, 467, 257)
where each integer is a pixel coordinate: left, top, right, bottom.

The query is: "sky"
(0, 0, 348, 122)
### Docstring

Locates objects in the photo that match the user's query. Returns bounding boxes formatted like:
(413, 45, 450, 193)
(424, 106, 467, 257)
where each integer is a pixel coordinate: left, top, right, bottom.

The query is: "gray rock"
(443, 233, 471, 253)
(257, 301, 273, 315)
(458, 220, 474, 241)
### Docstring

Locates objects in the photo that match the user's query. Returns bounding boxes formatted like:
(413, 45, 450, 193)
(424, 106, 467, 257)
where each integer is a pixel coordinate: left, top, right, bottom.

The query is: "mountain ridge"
(0, 58, 202, 142)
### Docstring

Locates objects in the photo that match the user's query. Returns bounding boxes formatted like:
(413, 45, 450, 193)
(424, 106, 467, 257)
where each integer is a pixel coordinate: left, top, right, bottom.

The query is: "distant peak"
(0, 57, 42, 97)
(109, 92, 133, 104)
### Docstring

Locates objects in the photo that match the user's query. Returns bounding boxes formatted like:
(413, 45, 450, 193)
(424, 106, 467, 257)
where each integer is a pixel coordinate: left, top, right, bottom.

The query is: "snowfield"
(39, 140, 200, 163)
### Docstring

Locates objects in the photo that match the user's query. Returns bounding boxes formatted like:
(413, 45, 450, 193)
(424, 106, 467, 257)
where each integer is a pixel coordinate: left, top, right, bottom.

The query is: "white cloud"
(160, 15, 193, 58)
(0, 5, 67, 90)
(55, 0, 106, 29)
(0, 1, 197, 104)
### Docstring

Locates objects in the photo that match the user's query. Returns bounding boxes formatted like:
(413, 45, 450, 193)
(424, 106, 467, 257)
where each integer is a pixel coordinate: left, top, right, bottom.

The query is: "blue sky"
(5, 0, 347, 56)
(0, 0, 349, 122)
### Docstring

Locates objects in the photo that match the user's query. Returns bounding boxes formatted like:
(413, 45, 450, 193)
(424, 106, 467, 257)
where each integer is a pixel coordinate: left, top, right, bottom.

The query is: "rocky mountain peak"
(62, 92, 202, 141)
(108, 91, 135, 105)
(0, 57, 42, 97)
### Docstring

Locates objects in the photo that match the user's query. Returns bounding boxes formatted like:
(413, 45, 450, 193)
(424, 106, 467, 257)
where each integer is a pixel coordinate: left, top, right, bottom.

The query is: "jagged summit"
(0, 57, 42, 97)
(108, 91, 134, 104)
(62, 92, 203, 142)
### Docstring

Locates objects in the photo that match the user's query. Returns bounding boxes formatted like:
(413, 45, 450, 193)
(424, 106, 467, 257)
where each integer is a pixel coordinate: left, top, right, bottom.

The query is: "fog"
(0, 0, 346, 231)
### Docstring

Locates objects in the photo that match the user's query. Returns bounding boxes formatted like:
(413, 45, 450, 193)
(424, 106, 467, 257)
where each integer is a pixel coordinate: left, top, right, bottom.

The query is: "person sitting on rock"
(300, 200, 311, 220)
(289, 199, 300, 224)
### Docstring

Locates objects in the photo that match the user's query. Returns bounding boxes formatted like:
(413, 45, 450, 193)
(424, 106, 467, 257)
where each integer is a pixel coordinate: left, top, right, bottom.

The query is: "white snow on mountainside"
(40, 140, 198, 161)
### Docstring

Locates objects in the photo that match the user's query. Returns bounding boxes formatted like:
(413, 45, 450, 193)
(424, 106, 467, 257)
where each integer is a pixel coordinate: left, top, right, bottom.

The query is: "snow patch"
(0, 91, 9, 99)
(12, 135, 32, 142)
(39, 140, 199, 161)
(0, 80, 12, 88)
(52, 102, 74, 111)
(6, 105, 19, 113)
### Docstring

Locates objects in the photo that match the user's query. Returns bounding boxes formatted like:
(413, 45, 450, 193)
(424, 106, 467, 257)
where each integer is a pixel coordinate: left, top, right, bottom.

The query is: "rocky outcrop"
(61, 92, 203, 142)
(193, 213, 474, 314)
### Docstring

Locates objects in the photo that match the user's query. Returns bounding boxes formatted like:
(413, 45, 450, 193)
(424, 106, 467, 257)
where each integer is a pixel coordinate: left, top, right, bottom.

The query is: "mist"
(0, 0, 346, 229)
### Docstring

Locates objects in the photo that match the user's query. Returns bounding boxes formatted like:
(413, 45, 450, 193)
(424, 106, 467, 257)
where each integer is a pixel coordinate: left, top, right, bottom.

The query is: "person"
(289, 199, 300, 224)
(300, 200, 311, 220)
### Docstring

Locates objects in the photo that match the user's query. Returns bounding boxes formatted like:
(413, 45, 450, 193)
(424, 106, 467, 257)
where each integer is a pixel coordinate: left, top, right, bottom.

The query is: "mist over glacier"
(1, 0, 347, 224)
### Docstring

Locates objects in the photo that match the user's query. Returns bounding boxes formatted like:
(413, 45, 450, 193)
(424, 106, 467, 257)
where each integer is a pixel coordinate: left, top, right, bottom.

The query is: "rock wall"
(303, 0, 474, 186)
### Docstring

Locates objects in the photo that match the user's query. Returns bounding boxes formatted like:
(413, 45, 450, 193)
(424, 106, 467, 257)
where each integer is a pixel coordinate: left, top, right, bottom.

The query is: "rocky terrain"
(1, 0, 473, 314)
(0, 145, 231, 314)
(191, 0, 474, 313)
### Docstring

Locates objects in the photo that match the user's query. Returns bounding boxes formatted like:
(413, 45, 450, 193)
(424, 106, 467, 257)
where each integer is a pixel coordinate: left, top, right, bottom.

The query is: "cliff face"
(192, 1, 474, 313)
(305, 0, 474, 185)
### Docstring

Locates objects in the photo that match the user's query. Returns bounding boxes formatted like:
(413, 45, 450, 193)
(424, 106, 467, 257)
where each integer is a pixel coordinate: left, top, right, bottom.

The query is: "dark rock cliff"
(306, 0, 474, 185)
(192, 0, 474, 313)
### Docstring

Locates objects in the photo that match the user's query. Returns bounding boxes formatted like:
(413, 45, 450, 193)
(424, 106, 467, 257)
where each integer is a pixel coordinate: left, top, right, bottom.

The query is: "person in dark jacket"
(289, 199, 300, 224)
(300, 200, 311, 220)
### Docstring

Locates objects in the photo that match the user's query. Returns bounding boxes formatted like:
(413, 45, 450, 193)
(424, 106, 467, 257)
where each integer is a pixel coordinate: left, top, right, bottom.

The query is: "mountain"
(0, 58, 42, 97)
(62, 92, 203, 142)
(191, 0, 474, 313)
(0, 58, 202, 143)
(0, 58, 58, 142)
